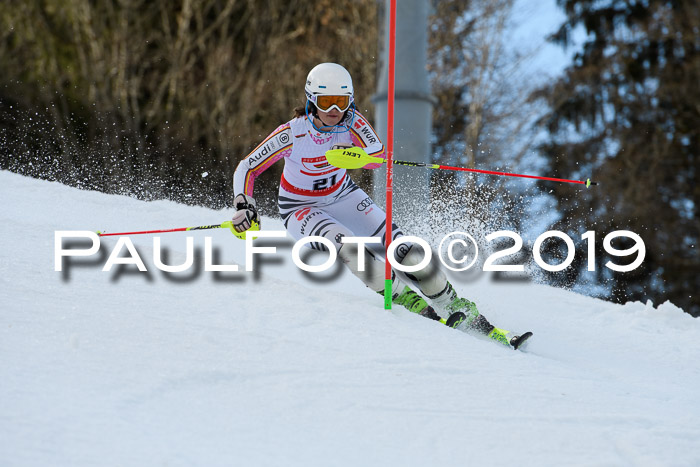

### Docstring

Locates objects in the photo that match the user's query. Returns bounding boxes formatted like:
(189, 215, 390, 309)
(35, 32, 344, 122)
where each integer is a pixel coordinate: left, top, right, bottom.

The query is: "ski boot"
(434, 283, 532, 350)
(391, 286, 442, 322)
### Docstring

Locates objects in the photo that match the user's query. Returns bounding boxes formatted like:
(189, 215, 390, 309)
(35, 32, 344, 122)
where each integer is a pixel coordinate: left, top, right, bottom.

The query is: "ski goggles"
(312, 94, 353, 112)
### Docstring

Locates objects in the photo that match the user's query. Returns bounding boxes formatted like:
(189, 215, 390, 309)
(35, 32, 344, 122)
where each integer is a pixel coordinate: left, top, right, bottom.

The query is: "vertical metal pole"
(384, 0, 397, 309)
(374, 0, 433, 230)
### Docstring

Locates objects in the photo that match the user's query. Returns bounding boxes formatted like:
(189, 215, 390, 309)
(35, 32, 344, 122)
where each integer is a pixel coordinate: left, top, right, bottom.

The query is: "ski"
(445, 311, 533, 351)
(510, 332, 533, 351)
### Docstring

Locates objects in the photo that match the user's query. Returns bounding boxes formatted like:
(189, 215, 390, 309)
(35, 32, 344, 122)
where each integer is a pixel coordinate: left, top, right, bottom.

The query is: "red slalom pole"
(384, 0, 397, 310)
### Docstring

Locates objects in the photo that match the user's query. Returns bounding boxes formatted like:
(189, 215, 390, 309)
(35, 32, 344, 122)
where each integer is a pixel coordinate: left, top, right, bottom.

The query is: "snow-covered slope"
(1, 171, 698, 467)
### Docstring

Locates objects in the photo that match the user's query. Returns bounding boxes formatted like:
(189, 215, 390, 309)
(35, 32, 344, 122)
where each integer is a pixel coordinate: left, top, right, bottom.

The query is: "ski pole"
(325, 148, 597, 187)
(96, 220, 260, 240)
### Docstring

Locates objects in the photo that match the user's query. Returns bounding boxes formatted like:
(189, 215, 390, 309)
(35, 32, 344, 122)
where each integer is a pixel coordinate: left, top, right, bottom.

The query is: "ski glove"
(231, 193, 259, 233)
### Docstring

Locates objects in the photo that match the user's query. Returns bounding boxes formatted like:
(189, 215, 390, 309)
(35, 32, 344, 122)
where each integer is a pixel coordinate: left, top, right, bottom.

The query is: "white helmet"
(304, 63, 354, 113)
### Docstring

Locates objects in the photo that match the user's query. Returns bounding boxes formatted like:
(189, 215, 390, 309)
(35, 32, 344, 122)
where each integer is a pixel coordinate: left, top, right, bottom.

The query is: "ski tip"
(511, 331, 533, 350)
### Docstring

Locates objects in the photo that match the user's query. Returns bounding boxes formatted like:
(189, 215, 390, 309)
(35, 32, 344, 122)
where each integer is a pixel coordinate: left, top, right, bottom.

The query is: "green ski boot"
(391, 286, 442, 321)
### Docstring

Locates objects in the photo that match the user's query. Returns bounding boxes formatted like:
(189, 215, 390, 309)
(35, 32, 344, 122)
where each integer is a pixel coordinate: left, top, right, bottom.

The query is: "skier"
(231, 62, 531, 349)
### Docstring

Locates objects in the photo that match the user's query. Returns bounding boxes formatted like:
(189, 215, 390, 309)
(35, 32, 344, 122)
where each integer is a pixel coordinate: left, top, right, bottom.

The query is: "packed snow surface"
(1, 171, 698, 466)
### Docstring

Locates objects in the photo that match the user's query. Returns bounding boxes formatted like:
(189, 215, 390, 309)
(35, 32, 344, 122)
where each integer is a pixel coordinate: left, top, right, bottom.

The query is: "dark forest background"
(1, 0, 697, 315)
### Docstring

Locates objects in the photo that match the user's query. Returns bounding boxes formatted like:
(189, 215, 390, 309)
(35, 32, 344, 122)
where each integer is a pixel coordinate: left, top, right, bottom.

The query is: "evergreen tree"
(535, 0, 699, 315)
